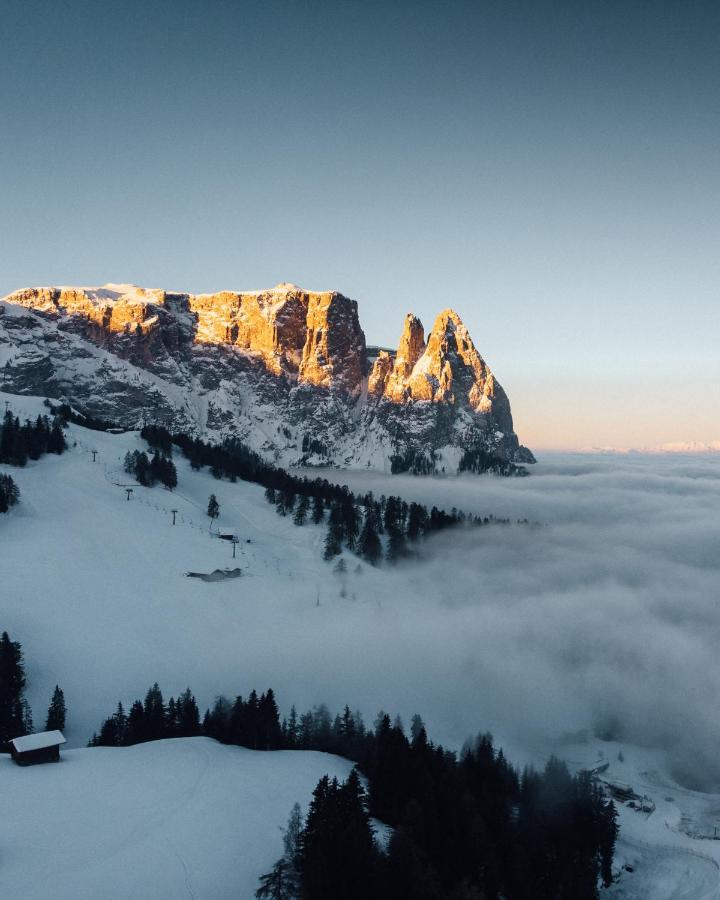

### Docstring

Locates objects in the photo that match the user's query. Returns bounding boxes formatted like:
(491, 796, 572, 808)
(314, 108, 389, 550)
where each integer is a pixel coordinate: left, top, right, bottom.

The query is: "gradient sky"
(1, 0, 718, 448)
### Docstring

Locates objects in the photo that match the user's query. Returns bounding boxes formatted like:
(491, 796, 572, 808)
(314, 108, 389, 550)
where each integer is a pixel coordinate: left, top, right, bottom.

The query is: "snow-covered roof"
(10, 730, 66, 753)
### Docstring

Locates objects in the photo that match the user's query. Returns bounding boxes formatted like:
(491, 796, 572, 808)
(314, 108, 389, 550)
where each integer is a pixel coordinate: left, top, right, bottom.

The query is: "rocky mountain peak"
(370, 307, 497, 413)
(0, 281, 533, 471)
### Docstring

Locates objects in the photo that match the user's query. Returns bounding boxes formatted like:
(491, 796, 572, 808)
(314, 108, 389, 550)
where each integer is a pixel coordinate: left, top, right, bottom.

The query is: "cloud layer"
(312, 455, 720, 788)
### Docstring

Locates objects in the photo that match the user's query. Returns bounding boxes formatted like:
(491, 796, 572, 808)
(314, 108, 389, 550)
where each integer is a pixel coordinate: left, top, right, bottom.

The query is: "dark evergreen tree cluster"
(140, 424, 174, 455)
(123, 449, 177, 490)
(88, 675, 616, 898)
(295, 769, 378, 899)
(459, 446, 529, 477)
(203, 689, 283, 750)
(0, 409, 65, 466)
(89, 683, 200, 746)
(261, 713, 618, 900)
(389, 448, 439, 475)
(0, 630, 32, 747)
(0, 473, 20, 513)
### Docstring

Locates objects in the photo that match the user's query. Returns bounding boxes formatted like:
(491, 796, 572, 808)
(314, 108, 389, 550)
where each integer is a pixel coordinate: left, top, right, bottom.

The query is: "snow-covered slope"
(0, 737, 356, 899)
(564, 737, 720, 900)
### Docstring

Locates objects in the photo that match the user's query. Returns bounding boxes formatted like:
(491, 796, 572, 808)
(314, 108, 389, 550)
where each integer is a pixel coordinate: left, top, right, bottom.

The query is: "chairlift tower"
(125, 488, 133, 501)
(171, 509, 178, 525)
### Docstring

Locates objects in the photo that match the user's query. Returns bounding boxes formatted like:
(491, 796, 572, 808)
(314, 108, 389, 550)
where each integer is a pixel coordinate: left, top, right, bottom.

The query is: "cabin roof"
(10, 730, 66, 753)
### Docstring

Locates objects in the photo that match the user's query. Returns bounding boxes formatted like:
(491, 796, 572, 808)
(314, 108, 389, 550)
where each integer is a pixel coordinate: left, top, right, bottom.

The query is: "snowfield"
(0, 737, 356, 899)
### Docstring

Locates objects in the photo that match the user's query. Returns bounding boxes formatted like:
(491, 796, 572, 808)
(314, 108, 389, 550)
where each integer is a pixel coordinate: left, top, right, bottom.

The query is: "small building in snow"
(9, 730, 66, 766)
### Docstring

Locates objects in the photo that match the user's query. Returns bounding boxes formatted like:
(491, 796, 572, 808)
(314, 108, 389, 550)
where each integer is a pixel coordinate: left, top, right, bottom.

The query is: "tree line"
(138, 425, 526, 565)
(87, 680, 617, 899)
(123, 449, 177, 490)
(88, 683, 201, 746)
(0, 408, 66, 513)
(0, 409, 65, 467)
(0, 631, 66, 749)
(459, 445, 530, 477)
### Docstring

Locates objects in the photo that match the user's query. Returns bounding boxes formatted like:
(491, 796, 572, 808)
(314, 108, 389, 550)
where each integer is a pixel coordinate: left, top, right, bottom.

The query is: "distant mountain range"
(576, 442, 720, 455)
(0, 282, 534, 473)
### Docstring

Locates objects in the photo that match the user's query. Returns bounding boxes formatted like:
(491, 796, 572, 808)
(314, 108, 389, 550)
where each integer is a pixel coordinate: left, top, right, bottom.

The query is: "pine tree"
(255, 859, 297, 900)
(0, 410, 15, 462)
(311, 495, 325, 525)
(0, 473, 20, 513)
(0, 630, 29, 743)
(293, 494, 309, 526)
(386, 525, 407, 562)
(143, 683, 166, 740)
(323, 520, 342, 560)
(176, 688, 201, 736)
(285, 705, 299, 748)
(45, 685, 67, 731)
(258, 689, 283, 750)
(207, 494, 220, 523)
(126, 699, 146, 744)
(47, 420, 66, 454)
(299, 771, 378, 899)
(21, 698, 34, 735)
(358, 507, 382, 565)
(283, 801, 304, 871)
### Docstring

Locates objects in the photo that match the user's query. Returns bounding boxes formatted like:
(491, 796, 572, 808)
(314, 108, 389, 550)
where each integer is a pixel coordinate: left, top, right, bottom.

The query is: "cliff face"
(0, 282, 533, 472)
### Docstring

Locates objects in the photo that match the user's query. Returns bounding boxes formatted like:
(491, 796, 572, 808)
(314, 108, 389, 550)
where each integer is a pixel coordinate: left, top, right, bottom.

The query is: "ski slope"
(0, 391, 386, 745)
(0, 737, 356, 899)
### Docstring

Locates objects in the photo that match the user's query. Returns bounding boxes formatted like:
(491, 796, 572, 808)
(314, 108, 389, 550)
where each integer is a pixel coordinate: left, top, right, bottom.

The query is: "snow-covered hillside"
(3, 392, 720, 898)
(0, 391, 392, 746)
(564, 738, 720, 900)
(0, 737, 356, 899)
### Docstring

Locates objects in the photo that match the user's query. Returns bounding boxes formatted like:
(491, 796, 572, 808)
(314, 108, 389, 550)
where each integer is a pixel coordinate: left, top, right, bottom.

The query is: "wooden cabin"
(10, 730, 66, 766)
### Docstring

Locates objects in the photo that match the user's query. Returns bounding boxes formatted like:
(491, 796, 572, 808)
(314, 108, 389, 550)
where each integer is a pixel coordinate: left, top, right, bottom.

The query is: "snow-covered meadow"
(0, 738, 356, 899)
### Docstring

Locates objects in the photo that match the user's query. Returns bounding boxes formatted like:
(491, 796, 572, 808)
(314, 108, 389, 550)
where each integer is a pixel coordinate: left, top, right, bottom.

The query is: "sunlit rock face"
(0, 282, 533, 471)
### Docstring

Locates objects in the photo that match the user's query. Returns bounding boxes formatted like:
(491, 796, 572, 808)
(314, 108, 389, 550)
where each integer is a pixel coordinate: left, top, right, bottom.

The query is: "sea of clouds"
(11, 446, 719, 790)
(303, 454, 720, 789)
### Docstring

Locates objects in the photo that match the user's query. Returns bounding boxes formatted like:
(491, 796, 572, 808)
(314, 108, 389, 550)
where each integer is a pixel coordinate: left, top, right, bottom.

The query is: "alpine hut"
(9, 730, 66, 766)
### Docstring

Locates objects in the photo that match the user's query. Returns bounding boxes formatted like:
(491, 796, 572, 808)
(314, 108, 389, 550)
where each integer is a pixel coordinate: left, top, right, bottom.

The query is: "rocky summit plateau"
(0, 282, 534, 473)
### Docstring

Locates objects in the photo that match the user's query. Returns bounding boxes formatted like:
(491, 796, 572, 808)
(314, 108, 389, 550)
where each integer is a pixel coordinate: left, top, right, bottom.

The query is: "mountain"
(0, 282, 533, 472)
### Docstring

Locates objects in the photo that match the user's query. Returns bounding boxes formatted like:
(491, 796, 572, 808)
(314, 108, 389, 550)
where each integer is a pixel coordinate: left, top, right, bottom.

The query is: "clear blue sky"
(1, 0, 718, 447)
